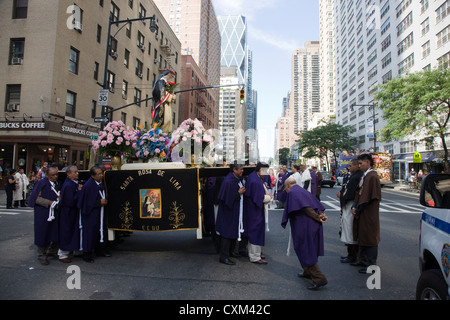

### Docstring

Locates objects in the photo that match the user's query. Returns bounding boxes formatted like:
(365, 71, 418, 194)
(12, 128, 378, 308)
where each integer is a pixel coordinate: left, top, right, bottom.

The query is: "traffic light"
(239, 89, 245, 104)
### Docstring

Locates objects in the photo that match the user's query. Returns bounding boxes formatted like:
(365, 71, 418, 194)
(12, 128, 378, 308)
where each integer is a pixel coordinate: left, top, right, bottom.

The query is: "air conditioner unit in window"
(7, 104, 20, 112)
(138, 44, 145, 51)
(109, 87, 115, 93)
(11, 57, 23, 65)
(137, 72, 143, 79)
(154, 59, 159, 64)
(111, 52, 118, 59)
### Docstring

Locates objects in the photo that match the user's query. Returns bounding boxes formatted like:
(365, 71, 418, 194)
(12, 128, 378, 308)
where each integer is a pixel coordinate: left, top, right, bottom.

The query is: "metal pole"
(372, 103, 377, 151)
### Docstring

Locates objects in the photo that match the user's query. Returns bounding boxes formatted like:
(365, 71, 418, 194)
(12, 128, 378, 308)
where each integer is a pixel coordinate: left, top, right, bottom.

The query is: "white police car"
(416, 173, 450, 300)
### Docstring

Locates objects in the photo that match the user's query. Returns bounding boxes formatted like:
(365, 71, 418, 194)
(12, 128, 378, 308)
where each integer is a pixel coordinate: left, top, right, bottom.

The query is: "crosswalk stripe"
(0, 211, 21, 215)
(321, 199, 422, 213)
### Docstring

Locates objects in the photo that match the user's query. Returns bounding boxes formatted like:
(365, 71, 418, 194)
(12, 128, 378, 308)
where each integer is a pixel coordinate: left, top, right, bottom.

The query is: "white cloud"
(250, 27, 300, 52)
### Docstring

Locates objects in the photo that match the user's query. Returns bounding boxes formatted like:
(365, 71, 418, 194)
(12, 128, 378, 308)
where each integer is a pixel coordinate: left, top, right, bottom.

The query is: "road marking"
(0, 211, 21, 215)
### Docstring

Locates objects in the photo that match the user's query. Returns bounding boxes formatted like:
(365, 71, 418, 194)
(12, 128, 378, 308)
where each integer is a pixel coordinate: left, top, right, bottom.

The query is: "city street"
(0, 185, 424, 302)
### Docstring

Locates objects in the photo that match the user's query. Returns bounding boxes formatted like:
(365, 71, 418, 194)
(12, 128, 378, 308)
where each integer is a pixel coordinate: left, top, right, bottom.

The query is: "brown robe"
(353, 170, 381, 247)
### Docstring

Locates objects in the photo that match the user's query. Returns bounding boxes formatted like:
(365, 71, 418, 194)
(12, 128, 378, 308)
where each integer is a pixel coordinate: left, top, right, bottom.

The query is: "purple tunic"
(215, 172, 242, 239)
(59, 179, 81, 251)
(276, 172, 290, 201)
(77, 178, 104, 252)
(281, 185, 325, 268)
(28, 178, 59, 246)
(243, 171, 265, 246)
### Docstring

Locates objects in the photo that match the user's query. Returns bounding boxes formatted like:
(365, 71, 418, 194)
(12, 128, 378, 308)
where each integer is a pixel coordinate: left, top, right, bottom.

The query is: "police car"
(416, 173, 450, 300)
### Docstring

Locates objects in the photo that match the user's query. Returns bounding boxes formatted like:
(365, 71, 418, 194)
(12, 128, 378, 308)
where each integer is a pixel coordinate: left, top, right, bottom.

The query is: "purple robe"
(28, 178, 59, 246)
(281, 185, 325, 268)
(276, 172, 290, 201)
(59, 179, 81, 251)
(215, 172, 243, 239)
(243, 171, 266, 246)
(77, 178, 104, 252)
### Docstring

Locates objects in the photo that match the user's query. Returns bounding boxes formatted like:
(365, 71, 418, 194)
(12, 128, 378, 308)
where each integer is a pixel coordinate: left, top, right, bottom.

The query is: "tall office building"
(319, 0, 336, 118)
(291, 41, 321, 134)
(334, 0, 450, 181)
(154, 0, 221, 126)
(0, 0, 181, 173)
(218, 15, 256, 132)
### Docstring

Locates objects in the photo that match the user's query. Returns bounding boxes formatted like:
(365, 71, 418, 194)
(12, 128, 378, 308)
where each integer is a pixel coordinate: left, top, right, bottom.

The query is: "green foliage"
(278, 148, 290, 165)
(296, 122, 356, 165)
(373, 68, 450, 170)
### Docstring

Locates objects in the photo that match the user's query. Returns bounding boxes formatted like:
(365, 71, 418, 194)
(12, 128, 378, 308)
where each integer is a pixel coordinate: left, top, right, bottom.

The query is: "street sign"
(94, 117, 109, 123)
(98, 89, 109, 106)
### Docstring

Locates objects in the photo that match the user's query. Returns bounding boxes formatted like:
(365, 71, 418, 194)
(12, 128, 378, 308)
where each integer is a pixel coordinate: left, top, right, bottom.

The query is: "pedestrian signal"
(240, 89, 245, 104)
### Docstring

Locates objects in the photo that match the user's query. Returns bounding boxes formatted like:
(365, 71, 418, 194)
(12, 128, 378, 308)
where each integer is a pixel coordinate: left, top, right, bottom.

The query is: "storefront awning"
(394, 152, 436, 163)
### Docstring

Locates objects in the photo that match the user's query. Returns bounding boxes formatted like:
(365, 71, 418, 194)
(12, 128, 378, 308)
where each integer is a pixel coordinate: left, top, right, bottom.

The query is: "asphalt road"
(0, 186, 424, 303)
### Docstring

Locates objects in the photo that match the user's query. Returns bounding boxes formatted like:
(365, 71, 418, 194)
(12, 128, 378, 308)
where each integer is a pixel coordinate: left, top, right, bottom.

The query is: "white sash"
(99, 189, 105, 243)
(47, 183, 60, 222)
(237, 180, 245, 242)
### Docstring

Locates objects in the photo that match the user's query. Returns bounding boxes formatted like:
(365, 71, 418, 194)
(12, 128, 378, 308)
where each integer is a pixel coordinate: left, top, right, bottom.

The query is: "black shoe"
(340, 257, 356, 264)
(359, 267, 368, 274)
(350, 261, 365, 267)
(307, 282, 328, 290)
(219, 258, 235, 265)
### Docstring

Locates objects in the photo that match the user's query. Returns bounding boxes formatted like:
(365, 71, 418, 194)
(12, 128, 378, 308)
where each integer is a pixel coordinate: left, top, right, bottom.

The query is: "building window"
(97, 25, 102, 43)
(139, 4, 147, 23)
(110, 37, 118, 58)
(66, 91, 76, 117)
(136, 59, 143, 78)
(134, 88, 142, 106)
(5, 84, 21, 112)
(91, 100, 97, 118)
(110, 2, 120, 23)
(124, 49, 130, 68)
(122, 80, 128, 99)
(9, 38, 25, 65)
(107, 71, 115, 92)
(133, 117, 140, 129)
(137, 32, 145, 51)
(13, 0, 28, 19)
(69, 47, 79, 74)
(94, 62, 99, 80)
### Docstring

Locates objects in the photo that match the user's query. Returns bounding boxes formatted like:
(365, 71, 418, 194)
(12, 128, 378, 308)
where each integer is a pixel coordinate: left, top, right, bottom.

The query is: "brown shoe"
(59, 258, 72, 263)
(39, 257, 49, 265)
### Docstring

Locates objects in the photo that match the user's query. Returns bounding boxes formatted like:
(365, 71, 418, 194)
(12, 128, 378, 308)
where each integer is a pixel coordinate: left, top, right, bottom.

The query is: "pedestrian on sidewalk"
(352, 153, 381, 273)
(4, 169, 16, 209)
(281, 177, 328, 290)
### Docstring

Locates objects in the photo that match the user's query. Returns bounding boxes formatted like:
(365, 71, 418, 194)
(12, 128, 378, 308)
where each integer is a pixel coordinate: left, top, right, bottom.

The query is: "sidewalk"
(383, 182, 421, 196)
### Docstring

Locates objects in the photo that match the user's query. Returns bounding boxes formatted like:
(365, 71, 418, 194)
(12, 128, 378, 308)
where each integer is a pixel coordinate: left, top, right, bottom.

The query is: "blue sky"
(213, 0, 320, 159)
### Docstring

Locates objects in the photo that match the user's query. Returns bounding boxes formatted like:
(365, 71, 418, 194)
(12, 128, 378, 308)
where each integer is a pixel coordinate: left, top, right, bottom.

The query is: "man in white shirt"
(299, 165, 312, 192)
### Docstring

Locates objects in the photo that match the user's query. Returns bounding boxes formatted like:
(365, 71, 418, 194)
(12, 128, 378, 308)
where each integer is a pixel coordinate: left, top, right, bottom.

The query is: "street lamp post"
(354, 103, 377, 151)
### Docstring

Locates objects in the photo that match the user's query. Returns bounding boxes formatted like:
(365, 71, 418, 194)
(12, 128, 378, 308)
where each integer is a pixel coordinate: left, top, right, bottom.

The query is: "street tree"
(296, 122, 356, 170)
(278, 148, 290, 165)
(373, 68, 450, 172)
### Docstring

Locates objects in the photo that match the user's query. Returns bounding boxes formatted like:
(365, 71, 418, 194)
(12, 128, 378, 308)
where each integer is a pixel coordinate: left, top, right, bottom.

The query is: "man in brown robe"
(352, 153, 381, 273)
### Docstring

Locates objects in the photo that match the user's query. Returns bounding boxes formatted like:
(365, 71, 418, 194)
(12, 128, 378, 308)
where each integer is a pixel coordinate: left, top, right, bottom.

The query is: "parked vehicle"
(416, 173, 450, 300)
(320, 171, 336, 188)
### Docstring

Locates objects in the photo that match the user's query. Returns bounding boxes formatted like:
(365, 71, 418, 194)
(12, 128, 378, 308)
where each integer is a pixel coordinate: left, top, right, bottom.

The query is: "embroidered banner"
(104, 168, 200, 232)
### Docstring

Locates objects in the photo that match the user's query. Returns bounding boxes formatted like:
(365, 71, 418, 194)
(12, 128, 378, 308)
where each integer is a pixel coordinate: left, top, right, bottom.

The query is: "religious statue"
(151, 69, 176, 133)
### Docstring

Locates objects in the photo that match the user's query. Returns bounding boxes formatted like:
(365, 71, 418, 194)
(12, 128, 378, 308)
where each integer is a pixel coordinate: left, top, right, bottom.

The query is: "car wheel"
(416, 269, 448, 300)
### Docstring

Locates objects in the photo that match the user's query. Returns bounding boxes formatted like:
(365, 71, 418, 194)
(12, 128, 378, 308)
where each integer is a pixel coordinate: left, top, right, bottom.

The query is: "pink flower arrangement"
(92, 121, 137, 157)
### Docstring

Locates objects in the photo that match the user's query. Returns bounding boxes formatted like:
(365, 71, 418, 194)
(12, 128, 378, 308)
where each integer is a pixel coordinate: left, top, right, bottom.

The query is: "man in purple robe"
(281, 177, 328, 290)
(215, 163, 246, 265)
(276, 168, 289, 208)
(58, 165, 82, 263)
(28, 166, 60, 265)
(244, 162, 269, 264)
(77, 166, 109, 263)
